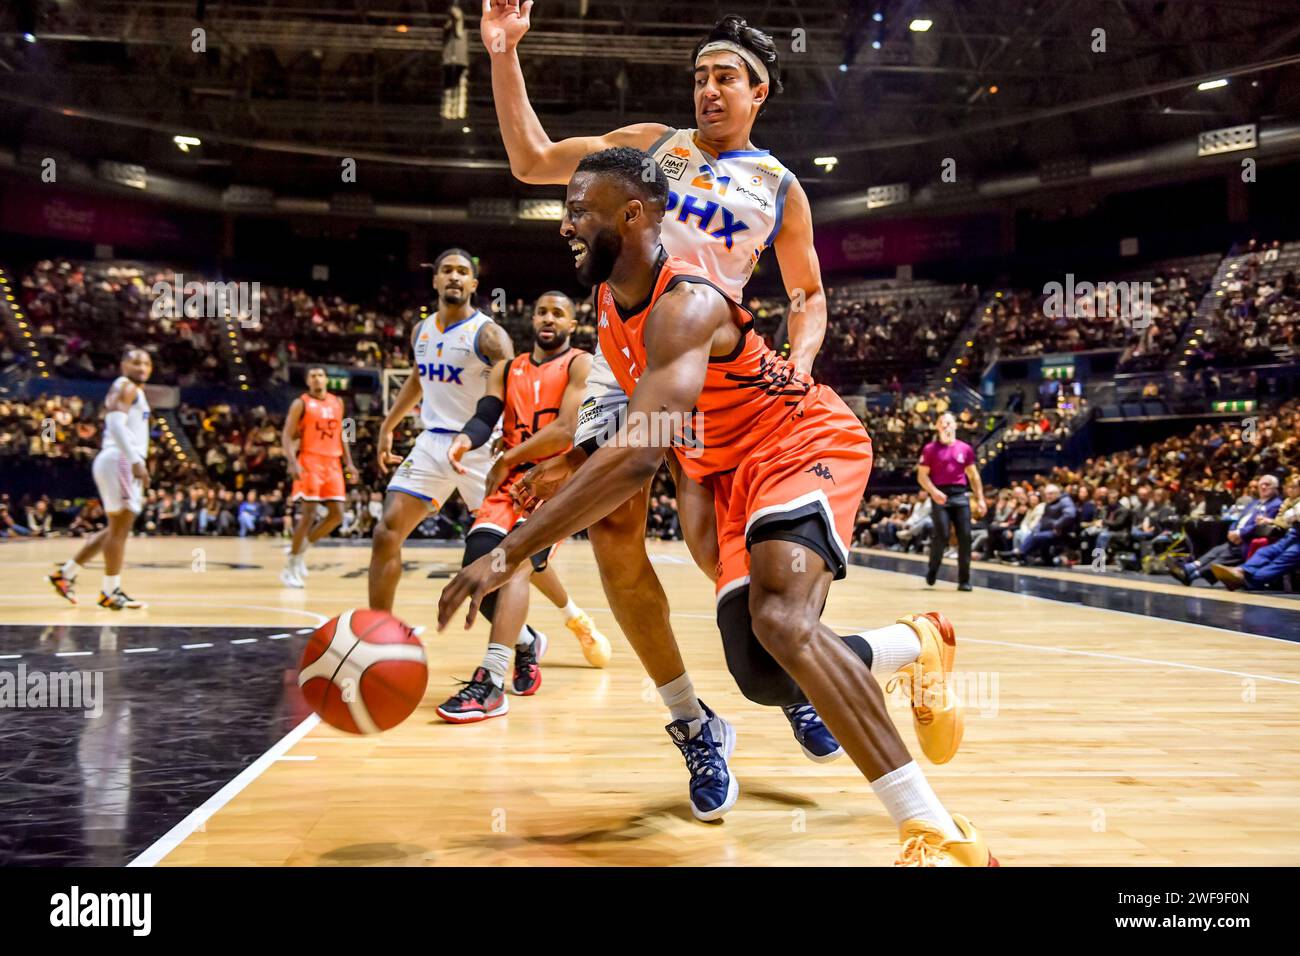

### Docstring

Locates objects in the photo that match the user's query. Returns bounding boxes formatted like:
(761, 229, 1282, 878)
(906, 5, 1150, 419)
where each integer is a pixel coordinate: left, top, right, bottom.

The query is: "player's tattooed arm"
(501, 351, 592, 470)
(492, 285, 721, 568)
(476, 321, 516, 366)
(772, 178, 828, 378)
(282, 398, 305, 478)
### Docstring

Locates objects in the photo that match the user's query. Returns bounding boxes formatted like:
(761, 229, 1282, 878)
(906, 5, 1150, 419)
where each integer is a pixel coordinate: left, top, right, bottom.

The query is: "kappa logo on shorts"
(806, 462, 835, 483)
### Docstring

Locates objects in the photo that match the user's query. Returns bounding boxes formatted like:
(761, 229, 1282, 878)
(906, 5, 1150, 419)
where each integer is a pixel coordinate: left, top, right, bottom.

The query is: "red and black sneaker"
(436, 667, 509, 724)
(47, 570, 77, 605)
(510, 629, 548, 696)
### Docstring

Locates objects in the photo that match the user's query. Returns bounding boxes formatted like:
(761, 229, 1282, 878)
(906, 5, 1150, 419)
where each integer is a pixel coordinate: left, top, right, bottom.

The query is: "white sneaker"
(295, 555, 309, 579)
(280, 565, 304, 589)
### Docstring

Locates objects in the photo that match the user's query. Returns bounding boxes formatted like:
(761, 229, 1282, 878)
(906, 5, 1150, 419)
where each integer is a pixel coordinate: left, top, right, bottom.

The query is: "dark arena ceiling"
(2, 0, 1300, 207)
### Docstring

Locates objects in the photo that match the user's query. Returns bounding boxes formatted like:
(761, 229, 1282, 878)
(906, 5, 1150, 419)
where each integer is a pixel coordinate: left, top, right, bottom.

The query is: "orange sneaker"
(895, 814, 999, 867)
(565, 611, 612, 668)
(48, 570, 77, 605)
(885, 612, 963, 764)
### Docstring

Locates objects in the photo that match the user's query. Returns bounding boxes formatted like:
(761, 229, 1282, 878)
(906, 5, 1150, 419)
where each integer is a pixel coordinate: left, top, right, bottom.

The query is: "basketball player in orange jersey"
(49, 347, 154, 610)
(280, 366, 358, 588)
(435, 291, 610, 722)
(441, 150, 996, 866)
(481, 2, 851, 773)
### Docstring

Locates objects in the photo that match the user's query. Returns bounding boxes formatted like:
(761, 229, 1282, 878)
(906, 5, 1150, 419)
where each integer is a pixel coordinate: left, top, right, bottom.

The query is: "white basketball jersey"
(650, 127, 795, 303)
(102, 376, 150, 459)
(412, 310, 495, 432)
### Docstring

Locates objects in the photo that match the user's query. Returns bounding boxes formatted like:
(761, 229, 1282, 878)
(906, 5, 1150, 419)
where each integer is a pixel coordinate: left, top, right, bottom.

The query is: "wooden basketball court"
(3, 536, 1298, 867)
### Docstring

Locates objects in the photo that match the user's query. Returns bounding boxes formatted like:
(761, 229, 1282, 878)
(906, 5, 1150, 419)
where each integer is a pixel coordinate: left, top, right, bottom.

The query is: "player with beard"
(370, 249, 516, 613)
(481, 3, 846, 809)
(436, 292, 612, 721)
(439, 150, 994, 867)
(49, 347, 155, 610)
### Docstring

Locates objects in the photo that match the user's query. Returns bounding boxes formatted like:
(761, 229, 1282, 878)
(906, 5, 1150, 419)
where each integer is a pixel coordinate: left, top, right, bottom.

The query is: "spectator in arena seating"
(67, 498, 106, 536)
(179, 486, 205, 535)
(0, 496, 30, 537)
(1212, 485, 1300, 590)
(237, 490, 263, 537)
(1017, 484, 1077, 565)
(1172, 474, 1281, 585)
(896, 492, 933, 552)
(25, 497, 54, 537)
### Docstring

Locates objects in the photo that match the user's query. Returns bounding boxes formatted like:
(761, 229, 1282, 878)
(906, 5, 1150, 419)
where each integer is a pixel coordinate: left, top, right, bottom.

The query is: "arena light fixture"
(173, 135, 202, 152)
(1197, 78, 1228, 91)
(909, 19, 933, 32)
(871, 40, 882, 50)
(873, 11, 883, 22)
(814, 156, 839, 172)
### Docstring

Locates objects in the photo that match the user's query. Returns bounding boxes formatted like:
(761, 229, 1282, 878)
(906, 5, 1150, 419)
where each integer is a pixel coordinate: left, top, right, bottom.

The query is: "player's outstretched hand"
(438, 550, 517, 631)
(481, 0, 533, 55)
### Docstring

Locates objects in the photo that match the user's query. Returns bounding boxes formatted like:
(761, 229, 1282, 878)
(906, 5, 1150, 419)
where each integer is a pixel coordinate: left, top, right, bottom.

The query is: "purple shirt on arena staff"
(920, 439, 975, 487)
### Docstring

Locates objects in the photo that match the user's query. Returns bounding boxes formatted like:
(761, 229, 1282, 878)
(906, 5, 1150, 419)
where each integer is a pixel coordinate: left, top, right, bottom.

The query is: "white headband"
(695, 40, 770, 87)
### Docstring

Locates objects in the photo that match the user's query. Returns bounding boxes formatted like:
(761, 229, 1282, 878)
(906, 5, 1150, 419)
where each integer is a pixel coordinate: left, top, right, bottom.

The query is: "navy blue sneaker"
(665, 700, 738, 822)
(782, 702, 845, 763)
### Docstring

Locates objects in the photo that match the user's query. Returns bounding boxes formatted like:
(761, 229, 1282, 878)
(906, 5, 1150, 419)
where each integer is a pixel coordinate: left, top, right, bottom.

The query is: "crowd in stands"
(1191, 240, 1300, 367)
(854, 399, 1300, 591)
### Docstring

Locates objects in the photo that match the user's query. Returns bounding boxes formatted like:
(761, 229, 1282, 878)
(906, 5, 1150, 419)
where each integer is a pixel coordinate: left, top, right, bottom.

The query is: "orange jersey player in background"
(434, 291, 611, 723)
(280, 365, 357, 588)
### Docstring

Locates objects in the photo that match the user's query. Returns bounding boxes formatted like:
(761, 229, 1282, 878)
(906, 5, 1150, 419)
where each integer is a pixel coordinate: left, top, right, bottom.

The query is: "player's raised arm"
(772, 178, 828, 377)
(438, 283, 724, 630)
(481, 0, 667, 184)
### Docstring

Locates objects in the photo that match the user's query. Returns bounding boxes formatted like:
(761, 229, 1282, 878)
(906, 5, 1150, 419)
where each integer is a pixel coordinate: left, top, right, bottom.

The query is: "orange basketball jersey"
(298, 392, 345, 457)
(502, 348, 583, 459)
(594, 253, 815, 481)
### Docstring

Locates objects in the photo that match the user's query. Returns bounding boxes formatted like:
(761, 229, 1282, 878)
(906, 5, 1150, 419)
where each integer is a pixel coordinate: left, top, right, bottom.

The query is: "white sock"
(871, 761, 961, 840)
(102, 574, 121, 595)
(480, 643, 512, 689)
(657, 672, 704, 723)
(860, 623, 921, 677)
(515, 625, 534, 648)
(562, 598, 581, 620)
(61, 559, 83, 581)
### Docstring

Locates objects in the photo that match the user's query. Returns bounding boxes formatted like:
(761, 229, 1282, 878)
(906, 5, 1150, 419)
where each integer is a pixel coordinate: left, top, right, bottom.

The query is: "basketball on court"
(299, 609, 428, 734)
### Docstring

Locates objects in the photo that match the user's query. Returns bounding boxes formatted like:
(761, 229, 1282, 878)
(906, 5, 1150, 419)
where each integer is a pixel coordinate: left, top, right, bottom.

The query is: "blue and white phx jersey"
(413, 309, 494, 433)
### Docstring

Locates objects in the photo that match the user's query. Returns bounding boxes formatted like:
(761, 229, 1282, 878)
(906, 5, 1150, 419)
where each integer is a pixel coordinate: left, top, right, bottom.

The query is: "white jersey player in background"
(49, 347, 154, 610)
(369, 248, 514, 613)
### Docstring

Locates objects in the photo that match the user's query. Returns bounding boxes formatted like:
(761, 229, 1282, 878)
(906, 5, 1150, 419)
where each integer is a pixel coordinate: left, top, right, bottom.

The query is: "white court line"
(128, 713, 321, 868)
(295, 628, 315, 634)
(849, 559, 1300, 646)
(0, 599, 328, 628)
(0, 654, 21, 660)
(180, 643, 214, 650)
(230, 638, 258, 645)
(123, 647, 158, 654)
(276, 755, 317, 762)
(267, 633, 291, 640)
(54, 651, 93, 657)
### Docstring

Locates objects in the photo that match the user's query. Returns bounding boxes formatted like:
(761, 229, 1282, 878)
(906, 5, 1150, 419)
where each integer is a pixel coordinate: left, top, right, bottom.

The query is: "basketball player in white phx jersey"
(48, 347, 154, 610)
(369, 250, 607, 668)
(481, 3, 919, 817)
